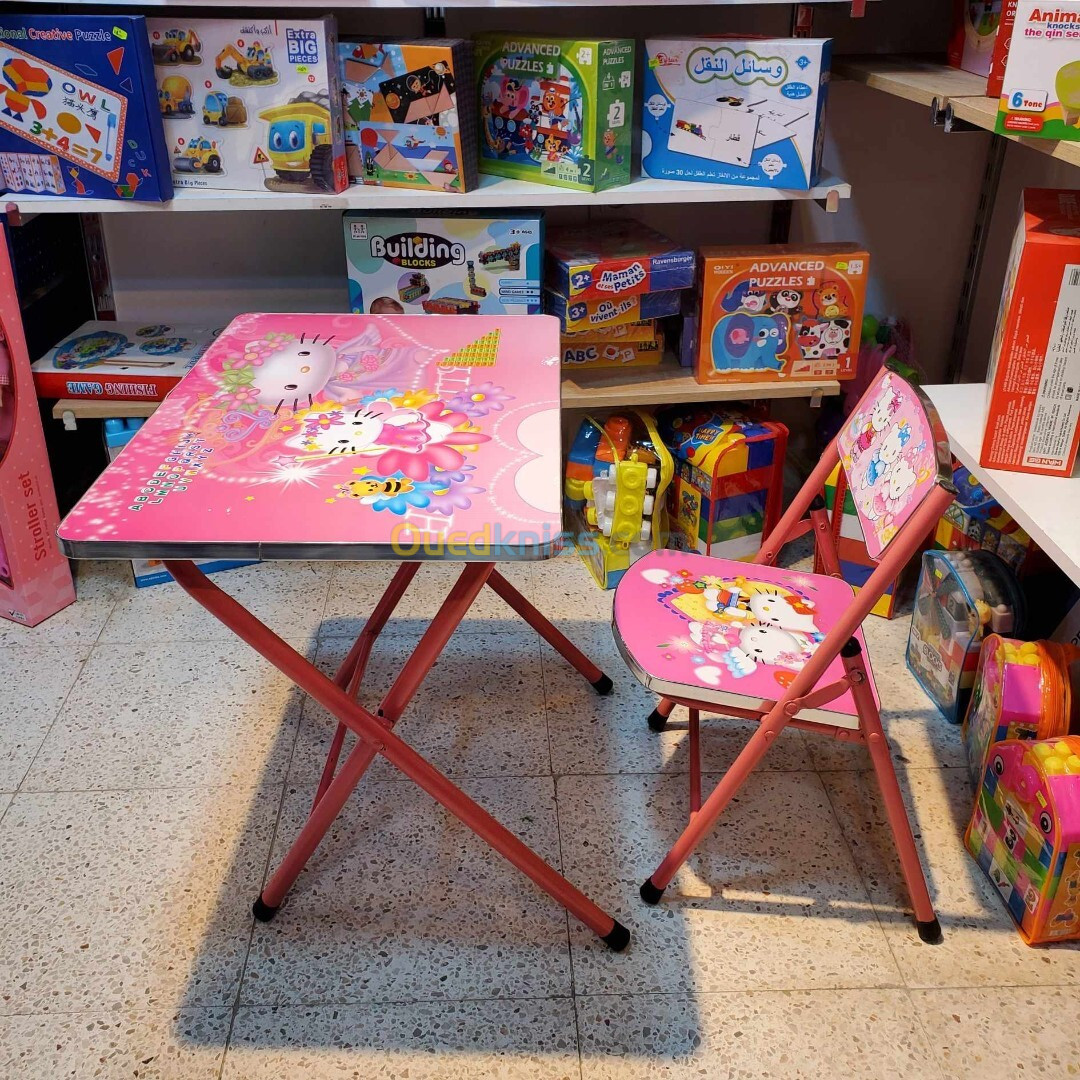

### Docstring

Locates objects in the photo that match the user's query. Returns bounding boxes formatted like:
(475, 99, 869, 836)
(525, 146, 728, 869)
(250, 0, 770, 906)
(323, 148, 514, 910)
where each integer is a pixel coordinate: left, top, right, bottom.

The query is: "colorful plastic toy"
(966, 735, 1080, 944)
(963, 635, 1080, 785)
(908, 550, 1024, 724)
(658, 409, 787, 560)
(564, 412, 673, 589)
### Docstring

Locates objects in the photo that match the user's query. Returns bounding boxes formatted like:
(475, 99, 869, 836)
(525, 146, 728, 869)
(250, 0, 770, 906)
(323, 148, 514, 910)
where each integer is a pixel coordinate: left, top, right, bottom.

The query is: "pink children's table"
(59, 313, 630, 950)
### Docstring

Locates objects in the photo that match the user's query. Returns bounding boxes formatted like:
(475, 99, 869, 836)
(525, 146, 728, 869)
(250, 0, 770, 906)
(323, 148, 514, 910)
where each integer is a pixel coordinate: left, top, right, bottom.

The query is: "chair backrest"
(835, 364, 954, 560)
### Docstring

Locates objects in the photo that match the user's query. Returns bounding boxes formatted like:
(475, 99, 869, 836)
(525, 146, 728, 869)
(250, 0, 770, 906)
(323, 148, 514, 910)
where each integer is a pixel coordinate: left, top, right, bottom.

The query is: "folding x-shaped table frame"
(164, 558, 631, 951)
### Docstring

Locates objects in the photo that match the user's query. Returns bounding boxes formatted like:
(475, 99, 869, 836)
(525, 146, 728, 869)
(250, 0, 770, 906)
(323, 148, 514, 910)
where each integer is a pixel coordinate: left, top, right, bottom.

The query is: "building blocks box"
(996, 2, 1080, 139)
(658, 408, 787, 560)
(32, 321, 221, 401)
(983, 189, 1080, 477)
(476, 33, 633, 193)
(343, 210, 543, 315)
(0, 15, 171, 201)
(546, 221, 695, 302)
(339, 38, 477, 194)
(147, 16, 348, 193)
(0, 233, 75, 626)
(696, 244, 868, 384)
(641, 37, 831, 190)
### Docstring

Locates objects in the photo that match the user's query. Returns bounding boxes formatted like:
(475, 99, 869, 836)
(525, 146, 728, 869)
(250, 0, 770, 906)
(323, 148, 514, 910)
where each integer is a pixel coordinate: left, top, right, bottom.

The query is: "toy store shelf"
(834, 55, 1080, 170)
(561, 361, 840, 409)
(4, 172, 852, 215)
(925, 382, 1080, 587)
(51, 398, 158, 422)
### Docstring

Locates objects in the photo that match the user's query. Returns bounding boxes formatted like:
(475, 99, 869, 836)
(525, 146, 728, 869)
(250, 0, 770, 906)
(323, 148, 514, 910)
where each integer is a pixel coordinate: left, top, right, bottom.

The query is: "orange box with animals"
(695, 244, 868, 385)
(982, 189, 1080, 478)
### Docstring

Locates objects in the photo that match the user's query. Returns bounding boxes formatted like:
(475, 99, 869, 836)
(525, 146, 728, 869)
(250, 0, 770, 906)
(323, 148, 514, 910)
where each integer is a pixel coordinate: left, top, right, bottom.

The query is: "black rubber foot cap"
(647, 708, 669, 732)
(639, 877, 665, 905)
(917, 917, 943, 944)
(252, 895, 279, 922)
(591, 674, 614, 696)
(601, 920, 631, 952)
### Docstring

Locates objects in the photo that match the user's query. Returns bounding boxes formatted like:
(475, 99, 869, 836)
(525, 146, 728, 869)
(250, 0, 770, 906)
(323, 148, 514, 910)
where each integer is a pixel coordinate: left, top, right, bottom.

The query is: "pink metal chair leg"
(647, 696, 677, 732)
(843, 640, 942, 943)
(163, 560, 630, 951)
(315, 562, 421, 806)
(688, 708, 701, 816)
(486, 568, 612, 694)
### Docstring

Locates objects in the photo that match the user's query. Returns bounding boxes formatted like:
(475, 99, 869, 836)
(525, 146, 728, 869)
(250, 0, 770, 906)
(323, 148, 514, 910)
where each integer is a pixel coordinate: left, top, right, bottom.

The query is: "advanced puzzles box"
(339, 38, 476, 193)
(344, 211, 543, 315)
(0, 15, 171, 201)
(642, 37, 831, 190)
(147, 16, 348, 192)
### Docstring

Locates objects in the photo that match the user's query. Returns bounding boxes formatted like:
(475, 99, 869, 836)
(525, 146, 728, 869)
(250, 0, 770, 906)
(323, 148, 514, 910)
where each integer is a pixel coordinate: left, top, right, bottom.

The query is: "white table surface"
(924, 382, 1080, 587)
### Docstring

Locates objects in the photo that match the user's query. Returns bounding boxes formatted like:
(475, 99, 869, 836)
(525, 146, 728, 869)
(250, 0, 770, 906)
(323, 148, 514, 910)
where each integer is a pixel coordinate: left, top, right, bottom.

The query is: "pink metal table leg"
(647, 696, 677, 732)
(688, 708, 701, 817)
(486, 568, 612, 694)
(315, 562, 421, 806)
(163, 560, 630, 951)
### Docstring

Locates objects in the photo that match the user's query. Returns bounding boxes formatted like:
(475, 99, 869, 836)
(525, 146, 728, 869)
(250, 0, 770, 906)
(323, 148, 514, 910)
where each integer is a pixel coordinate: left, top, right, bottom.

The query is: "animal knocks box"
(983, 189, 1080, 477)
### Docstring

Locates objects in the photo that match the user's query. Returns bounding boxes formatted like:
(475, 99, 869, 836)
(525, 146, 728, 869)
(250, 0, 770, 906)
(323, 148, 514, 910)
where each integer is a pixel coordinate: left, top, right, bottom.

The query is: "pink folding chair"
(613, 365, 954, 943)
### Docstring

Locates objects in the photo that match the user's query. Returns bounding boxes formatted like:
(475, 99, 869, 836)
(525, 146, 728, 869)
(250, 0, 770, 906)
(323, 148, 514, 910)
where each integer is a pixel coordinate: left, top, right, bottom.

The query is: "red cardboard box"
(982, 189, 1080, 478)
(0, 234, 75, 626)
(946, 1, 1016, 96)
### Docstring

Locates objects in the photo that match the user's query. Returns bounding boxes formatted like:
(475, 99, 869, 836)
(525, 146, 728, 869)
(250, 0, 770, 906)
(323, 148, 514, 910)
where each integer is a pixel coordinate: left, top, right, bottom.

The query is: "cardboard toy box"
(696, 243, 868, 384)
(343, 210, 543, 315)
(147, 16, 348, 193)
(996, 1, 1080, 139)
(658, 408, 787, 560)
(339, 38, 477, 194)
(545, 287, 682, 333)
(546, 221, 695, 303)
(983, 189, 1080, 477)
(0, 234, 75, 625)
(0, 15, 171, 201)
(948, 1, 1005, 79)
(475, 33, 634, 193)
(641, 37, 831, 190)
(32, 321, 220, 401)
(560, 330, 664, 368)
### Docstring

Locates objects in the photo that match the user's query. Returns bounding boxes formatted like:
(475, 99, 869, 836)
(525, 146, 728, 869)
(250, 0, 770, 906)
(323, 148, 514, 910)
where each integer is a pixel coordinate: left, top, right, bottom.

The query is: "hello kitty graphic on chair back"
(837, 366, 952, 560)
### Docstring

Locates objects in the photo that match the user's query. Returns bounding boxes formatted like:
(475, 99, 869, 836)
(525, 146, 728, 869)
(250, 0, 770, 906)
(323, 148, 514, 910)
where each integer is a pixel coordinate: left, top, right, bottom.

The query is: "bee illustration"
(342, 476, 415, 499)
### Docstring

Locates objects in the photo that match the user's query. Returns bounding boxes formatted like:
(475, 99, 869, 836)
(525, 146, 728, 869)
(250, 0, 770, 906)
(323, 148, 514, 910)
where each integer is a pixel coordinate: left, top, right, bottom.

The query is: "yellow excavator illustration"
(214, 42, 275, 84)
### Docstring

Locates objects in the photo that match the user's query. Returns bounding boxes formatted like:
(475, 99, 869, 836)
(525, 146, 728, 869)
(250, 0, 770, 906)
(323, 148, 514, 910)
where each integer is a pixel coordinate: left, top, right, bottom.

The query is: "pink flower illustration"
(448, 381, 513, 417)
(303, 409, 345, 435)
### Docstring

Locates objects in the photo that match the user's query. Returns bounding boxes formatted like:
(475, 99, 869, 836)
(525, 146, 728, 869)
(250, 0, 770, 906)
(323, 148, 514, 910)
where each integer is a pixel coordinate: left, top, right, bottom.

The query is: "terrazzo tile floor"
(2, 555, 1080, 1079)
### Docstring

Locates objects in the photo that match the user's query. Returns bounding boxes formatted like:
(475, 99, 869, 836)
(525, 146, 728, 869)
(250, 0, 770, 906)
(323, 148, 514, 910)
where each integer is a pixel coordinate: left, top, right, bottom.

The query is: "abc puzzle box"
(0, 15, 171, 201)
(147, 16, 348, 193)
(344, 211, 542, 315)
(642, 37, 831, 190)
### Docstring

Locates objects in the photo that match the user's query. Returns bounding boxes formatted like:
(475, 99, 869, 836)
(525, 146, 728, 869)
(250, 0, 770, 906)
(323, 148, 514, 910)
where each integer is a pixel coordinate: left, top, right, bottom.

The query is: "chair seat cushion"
(612, 550, 878, 729)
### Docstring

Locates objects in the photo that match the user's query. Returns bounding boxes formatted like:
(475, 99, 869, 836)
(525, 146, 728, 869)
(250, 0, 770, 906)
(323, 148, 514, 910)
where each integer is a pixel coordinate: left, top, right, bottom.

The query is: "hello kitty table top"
(59, 314, 564, 561)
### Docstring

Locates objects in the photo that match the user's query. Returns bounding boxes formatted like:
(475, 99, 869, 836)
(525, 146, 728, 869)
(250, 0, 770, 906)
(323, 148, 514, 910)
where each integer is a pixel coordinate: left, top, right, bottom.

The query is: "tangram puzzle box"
(983, 189, 1080, 477)
(658, 408, 787, 560)
(0, 14, 171, 201)
(343, 210, 543, 315)
(641, 37, 831, 190)
(697, 243, 869, 383)
(32, 321, 221, 400)
(996, 1, 1080, 139)
(476, 33, 634, 193)
(0, 234, 75, 625)
(339, 38, 476, 193)
(147, 16, 348, 192)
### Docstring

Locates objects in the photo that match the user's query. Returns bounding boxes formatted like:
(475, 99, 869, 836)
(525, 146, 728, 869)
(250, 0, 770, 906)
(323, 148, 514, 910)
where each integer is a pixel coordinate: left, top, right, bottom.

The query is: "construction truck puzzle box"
(476, 33, 634, 193)
(642, 37, 831, 190)
(339, 38, 476, 194)
(147, 16, 348, 193)
(0, 15, 171, 201)
(343, 211, 543, 315)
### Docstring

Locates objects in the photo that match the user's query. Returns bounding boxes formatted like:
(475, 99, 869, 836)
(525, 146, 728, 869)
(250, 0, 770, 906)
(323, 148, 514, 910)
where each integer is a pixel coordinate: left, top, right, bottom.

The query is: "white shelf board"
(5, 171, 851, 215)
(925, 382, 1080, 587)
